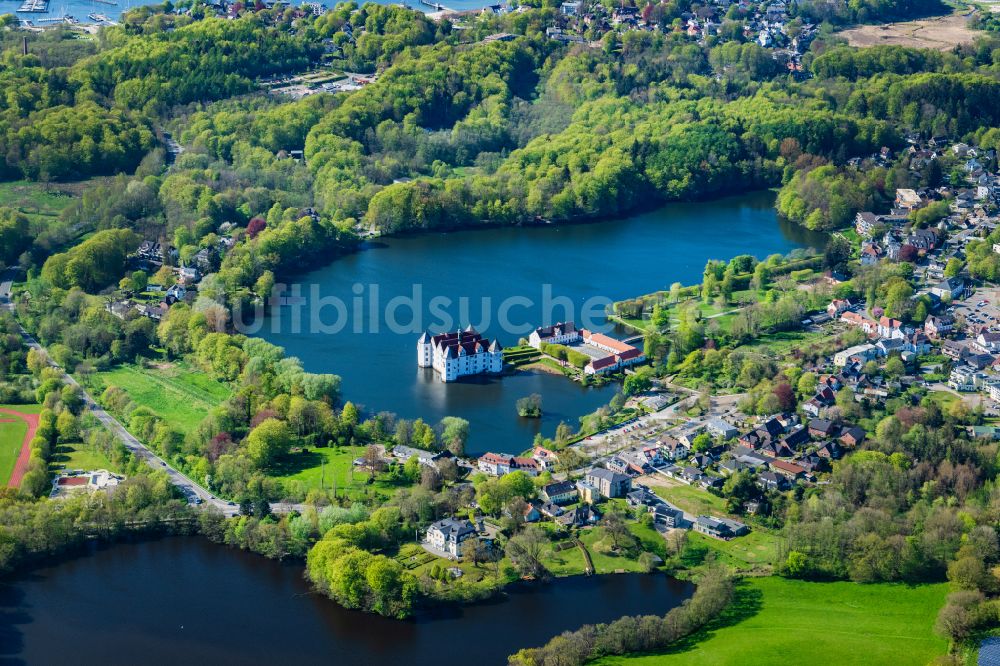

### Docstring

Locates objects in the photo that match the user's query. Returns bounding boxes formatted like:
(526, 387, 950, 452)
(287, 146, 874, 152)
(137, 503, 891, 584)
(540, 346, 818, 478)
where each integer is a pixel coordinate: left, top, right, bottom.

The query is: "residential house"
(650, 503, 683, 528)
(532, 446, 559, 470)
(768, 458, 807, 481)
(759, 441, 794, 459)
(808, 419, 838, 439)
(860, 243, 884, 265)
(758, 471, 790, 491)
(877, 317, 906, 339)
(426, 518, 478, 558)
(855, 212, 880, 236)
(839, 425, 866, 447)
(626, 487, 660, 507)
(706, 418, 739, 440)
(693, 515, 749, 539)
(511, 457, 540, 476)
(558, 504, 600, 528)
(605, 457, 633, 476)
(976, 331, 1000, 354)
(841, 311, 878, 336)
(876, 338, 906, 357)
(477, 452, 515, 476)
(815, 441, 842, 460)
(392, 445, 454, 469)
(541, 480, 578, 505)
(833, 343, 878, 367)
(904, 332, 932, 355)
(931, 277, 965, 300)
(949, 365, 986, 392)
(783, 424, 811, 449)
(827, 299, 852, 318)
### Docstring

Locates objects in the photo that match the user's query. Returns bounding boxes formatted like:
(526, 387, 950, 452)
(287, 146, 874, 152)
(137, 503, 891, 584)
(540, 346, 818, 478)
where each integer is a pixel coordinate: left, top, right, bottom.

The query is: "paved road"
(2, 276, 304, 516)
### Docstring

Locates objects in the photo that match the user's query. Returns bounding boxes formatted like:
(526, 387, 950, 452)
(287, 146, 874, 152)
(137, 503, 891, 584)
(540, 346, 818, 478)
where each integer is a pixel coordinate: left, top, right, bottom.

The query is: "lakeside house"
(529, 321, 581, 348)
(417, 326, 503, 382)
(426, 517, 479, 558)
(477, 452, 539, 476)
(579, 329, 646, 375)
(391, 445, 454, 469)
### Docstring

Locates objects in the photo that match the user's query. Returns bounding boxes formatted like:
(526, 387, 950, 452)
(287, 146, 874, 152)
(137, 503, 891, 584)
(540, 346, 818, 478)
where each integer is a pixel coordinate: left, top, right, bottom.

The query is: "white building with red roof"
(418, 326, 503, 382)
(580, 329, 646, 375)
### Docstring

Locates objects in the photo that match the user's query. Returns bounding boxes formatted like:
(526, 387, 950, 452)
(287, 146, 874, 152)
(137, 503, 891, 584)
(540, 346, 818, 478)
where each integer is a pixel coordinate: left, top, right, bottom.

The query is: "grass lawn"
(0, 415, 29, 485)
(687, 530, 782, 572)
(269, 445, 405, 500)
(597, 577, 949, 666)
(926, 390, 960, 409)
(50, 442, 119, 473)
(742, 328, 830, 357)
(543, 538, 589, 576)
(85, 363, 231, 435)
(643, 477, 729, 517)
(0, 180, 75, 224)
(0, 403, 43, 414)
(580, 527, 649, 574)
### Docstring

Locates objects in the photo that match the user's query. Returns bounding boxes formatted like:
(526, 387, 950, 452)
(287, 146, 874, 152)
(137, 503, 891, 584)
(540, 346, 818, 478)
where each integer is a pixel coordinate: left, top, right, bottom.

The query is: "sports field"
(0, 405, 41, 487)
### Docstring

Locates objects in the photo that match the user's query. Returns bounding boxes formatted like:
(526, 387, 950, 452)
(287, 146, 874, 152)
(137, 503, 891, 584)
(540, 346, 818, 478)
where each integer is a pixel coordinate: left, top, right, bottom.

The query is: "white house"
(976, 331, 1000, 354)
(949, 365, 987, 392)
(833, 343, 878, 367)
(529, 321, 581, 348)
(418, 326, 503, 382)
(426, 517, 478, 558)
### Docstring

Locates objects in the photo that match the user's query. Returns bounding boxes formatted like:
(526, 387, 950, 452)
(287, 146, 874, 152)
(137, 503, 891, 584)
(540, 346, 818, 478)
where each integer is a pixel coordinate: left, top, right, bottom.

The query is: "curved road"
(2, 276, 304, 517)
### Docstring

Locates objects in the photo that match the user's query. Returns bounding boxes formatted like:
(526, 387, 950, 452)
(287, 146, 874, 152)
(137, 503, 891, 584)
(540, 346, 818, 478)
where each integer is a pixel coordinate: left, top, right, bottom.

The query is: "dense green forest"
(3, 0, 1000, 502)
(6, 0, 1000, 639)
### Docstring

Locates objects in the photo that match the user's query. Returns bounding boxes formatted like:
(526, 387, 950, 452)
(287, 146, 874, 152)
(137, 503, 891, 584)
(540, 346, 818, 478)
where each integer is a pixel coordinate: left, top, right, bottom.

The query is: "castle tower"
(417, 332, 432, 368)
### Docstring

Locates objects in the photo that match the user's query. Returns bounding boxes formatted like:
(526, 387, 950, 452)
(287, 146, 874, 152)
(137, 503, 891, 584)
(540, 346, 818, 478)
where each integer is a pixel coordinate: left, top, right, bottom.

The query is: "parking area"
(952, 288, 1000, 328)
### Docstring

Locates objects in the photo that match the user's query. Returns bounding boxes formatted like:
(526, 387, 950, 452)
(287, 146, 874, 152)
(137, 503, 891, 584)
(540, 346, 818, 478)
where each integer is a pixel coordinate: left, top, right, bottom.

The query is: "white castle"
(417, 326, 503, 382)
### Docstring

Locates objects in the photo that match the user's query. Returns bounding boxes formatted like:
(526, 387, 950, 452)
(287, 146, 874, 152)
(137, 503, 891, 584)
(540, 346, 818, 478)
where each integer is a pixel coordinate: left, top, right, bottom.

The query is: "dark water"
(0, 537, 694, 665)
(257, 192, 825, 455)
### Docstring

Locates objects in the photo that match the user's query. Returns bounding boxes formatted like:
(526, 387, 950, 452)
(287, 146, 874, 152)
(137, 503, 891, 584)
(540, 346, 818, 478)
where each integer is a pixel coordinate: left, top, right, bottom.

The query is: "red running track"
(0, 408, 39, 488)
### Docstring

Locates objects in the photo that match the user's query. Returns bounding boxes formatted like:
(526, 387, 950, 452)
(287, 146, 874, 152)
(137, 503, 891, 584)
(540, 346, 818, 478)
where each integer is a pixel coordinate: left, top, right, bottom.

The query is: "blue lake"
(258, 191, 825, 455)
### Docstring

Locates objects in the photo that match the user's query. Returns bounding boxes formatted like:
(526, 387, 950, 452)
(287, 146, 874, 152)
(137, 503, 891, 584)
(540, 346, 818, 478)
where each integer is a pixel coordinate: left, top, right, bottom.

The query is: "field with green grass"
(0, 404, 43, 414)
(84, 363, 231, 435)
(581, 528, 651, 574)
(50, 442, 119, 474)
(643, 477, 729, 516)
(269, 445, 406, 500)
(687, 530, 782, 572)
(597, 577, 949, 666)
(0, 414, 29, 485)
(0, 180, 75, 224)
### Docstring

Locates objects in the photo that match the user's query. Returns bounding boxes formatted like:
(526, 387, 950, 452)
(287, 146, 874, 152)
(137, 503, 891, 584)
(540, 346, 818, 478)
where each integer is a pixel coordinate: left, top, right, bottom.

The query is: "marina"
(16, 0, 50, 13)
(87, 11, 117, 23)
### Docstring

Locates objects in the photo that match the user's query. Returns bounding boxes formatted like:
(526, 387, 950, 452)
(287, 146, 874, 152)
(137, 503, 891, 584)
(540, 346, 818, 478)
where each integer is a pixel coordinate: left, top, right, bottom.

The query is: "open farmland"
(838, 12, 978, 50)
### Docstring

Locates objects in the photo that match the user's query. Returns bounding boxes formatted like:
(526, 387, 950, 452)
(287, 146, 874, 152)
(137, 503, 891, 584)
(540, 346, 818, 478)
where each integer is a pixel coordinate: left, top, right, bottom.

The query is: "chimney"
(22, 37, 28, 57)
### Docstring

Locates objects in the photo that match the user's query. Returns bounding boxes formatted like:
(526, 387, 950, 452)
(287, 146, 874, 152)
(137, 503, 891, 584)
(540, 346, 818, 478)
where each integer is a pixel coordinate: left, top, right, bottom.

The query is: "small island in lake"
(516, 393, 542, 417)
